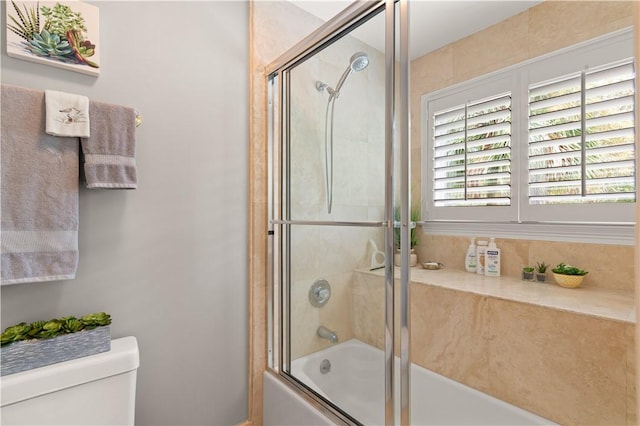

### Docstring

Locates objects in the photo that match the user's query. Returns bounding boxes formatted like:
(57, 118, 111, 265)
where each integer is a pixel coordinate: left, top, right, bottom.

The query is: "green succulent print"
(28, 29, 74, 59)
(7, 1, 40, 41)
(40, 3, 87, 38)
(7, 1, 99, 69)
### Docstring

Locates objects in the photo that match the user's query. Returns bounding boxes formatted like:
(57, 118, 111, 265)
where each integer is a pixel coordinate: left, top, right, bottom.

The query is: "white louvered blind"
(433, 94, 512, 207)
(528, 61, 635, 205)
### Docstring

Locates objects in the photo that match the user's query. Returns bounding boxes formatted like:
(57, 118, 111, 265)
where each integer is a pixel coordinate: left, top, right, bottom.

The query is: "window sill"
(419, 221, 635, 246)
(357, 267, 635, 324)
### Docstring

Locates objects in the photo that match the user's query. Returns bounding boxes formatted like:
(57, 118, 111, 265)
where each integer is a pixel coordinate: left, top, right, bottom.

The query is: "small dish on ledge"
(422, 261, 444, 270)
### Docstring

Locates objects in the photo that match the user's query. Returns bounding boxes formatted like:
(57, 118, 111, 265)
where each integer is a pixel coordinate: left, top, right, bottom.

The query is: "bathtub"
(290, 339, 556, 425)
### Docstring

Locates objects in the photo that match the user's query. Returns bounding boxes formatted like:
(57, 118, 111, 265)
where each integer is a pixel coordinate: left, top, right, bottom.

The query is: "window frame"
(420, 28, 635, 244)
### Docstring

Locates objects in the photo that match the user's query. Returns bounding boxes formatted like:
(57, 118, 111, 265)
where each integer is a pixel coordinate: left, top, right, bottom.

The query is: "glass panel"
(287, 224, 387, 424)
(288, 18, 386, 223)
(280, 6, 389, 425)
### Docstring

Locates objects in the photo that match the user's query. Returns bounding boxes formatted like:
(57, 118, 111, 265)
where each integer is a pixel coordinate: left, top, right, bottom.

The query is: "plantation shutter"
(528, 61, 635, 205)
(433, 94, 512, 207)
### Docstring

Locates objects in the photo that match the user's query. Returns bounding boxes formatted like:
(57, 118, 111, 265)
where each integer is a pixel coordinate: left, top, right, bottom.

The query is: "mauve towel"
(1, 84, 79, 284)
(81, 100, 137, 189)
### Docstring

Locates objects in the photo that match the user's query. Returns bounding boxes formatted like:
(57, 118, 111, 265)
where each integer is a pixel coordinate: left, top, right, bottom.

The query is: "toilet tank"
(0, 336, 139, 426)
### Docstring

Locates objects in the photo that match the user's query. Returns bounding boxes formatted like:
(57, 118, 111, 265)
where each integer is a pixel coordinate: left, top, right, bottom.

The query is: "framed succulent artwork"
(6, 1, 100, 76)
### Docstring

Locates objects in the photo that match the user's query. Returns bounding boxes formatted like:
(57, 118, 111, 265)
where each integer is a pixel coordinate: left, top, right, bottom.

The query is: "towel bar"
(134, 112, 142, 127)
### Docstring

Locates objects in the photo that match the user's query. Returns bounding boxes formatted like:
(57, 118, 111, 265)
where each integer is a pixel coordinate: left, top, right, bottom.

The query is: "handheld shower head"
(332, 51, 369, 97)
(350, 51, 369, 72)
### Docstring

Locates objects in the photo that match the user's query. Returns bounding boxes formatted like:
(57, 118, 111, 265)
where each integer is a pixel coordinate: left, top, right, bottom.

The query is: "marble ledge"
(356, 267, 636, 324)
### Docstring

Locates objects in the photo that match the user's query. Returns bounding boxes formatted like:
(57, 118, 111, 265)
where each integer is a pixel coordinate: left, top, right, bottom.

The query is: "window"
(433, 94, 512, 207)
(422, 29, 635, 236)
(528, 61, 635, 206)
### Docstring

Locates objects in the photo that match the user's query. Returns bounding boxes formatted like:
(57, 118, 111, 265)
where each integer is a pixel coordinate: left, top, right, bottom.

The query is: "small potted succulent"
(535, 262, 549, 282)
(551, 263, 588, 288)
(522, 266, 535, 281)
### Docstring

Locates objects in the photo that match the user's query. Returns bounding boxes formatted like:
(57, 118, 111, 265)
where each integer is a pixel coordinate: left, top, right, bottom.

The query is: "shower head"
(349, 51, 369, 72)
(332, 51, 369, 97)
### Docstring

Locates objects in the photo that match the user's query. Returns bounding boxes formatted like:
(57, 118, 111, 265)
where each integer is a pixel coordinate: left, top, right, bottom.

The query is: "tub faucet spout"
(317, 326, 338, 343)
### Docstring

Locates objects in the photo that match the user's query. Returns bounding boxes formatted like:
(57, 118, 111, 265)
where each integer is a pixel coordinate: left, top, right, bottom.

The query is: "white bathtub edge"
(263, 371, 337, 426)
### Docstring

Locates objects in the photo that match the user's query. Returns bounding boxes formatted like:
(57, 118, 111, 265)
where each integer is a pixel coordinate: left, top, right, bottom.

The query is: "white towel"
(45, 89, 90, 138)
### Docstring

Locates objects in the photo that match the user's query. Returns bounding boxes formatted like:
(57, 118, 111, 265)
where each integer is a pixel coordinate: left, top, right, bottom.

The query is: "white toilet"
(0, 336, 140, 425)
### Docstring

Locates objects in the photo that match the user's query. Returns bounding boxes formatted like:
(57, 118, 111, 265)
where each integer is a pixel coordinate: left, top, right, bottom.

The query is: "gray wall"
(1, 2, 248, 425)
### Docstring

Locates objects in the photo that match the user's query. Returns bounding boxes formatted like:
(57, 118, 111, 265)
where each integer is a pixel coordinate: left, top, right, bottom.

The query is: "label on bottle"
(476, 246, 487, 274)
(466, 252, 477, 272)
(486, 249, 500, 276)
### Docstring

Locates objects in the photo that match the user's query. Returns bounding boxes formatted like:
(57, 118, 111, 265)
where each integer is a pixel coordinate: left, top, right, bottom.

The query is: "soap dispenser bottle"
(476, 239, 488, 275)
(465, 238, 477, 272)
(485, 237, 501, 277)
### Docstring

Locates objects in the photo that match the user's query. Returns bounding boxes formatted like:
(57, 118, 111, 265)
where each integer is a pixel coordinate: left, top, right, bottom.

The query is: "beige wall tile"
(528, 1, 633, 59)
(411, 45, 454, 97)
(529, 241, 634, 292)
(319, 273, 355, 348)
(411, 284, 491, 392)
(487, 298, 628, 425)
(415, 232, 633, 292)
(627, 324, 637, 425)
(290, 278, 321, 359)
(352, 272, 385, 350)
(290, 273, 357, 359)
(452, 11, 529, 83)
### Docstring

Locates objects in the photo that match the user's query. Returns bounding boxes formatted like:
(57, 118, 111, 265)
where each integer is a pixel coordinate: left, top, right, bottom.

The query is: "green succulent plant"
(552, 263, 588, 276)
(38, 320, 63, 339)
(535, 262, 549, 273)
(81, 312, 112, 329)
(1, 312, 111, 347)
(28, 29, 74, 59)
(1, 323, 32, 346)
(63, 317, 85, 333)
(28, 320, 46, 338)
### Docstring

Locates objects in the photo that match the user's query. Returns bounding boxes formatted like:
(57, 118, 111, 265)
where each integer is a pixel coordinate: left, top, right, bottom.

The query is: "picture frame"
(6, 1, 100, 76)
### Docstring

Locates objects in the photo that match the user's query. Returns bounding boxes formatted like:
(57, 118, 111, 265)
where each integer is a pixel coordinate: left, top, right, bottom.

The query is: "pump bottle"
(464, 238, 477, 272)
(476, 240, 488, 275)
(485, 237, 501, 277)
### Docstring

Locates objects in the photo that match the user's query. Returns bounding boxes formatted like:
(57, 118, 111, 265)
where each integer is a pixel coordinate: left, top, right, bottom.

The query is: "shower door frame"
(266, 1, 412, 424)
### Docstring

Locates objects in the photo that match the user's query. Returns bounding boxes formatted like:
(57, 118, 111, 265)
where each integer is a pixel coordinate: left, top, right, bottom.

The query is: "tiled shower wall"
(350, 272, 636, 425)
(415, 234, 634, 291)
(249, 1, 636, 424)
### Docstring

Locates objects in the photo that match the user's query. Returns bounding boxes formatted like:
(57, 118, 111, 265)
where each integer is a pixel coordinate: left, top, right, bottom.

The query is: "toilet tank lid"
(1, 336, 140, 407)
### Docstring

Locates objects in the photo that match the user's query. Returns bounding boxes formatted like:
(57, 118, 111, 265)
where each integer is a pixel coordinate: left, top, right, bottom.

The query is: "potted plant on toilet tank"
(0, 312, 111, 376)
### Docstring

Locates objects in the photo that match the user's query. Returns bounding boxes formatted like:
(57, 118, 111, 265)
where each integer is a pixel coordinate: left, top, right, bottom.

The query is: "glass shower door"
(267, 1, 410, 424)
(285, 15, 388, 425)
